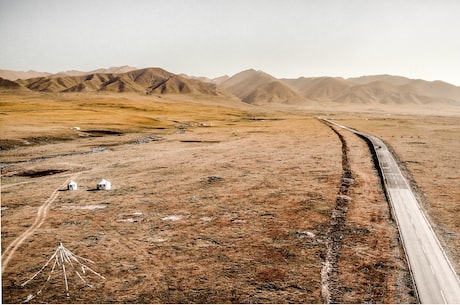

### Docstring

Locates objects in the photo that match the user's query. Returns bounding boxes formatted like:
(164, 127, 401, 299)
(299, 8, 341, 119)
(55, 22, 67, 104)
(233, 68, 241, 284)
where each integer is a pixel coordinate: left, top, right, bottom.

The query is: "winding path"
(319, 118, 460, 304)
(1, 174, 80, 273)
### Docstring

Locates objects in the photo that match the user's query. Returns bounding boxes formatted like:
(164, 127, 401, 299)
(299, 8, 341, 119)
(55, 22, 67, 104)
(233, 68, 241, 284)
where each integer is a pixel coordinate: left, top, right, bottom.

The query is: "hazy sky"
(1, 0, 459, 85)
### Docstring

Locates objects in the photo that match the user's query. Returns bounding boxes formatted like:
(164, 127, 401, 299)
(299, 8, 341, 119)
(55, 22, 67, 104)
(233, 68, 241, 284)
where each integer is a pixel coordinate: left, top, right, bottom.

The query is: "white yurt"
(67, 180, 78, 190)
(97, 179, 111, 190)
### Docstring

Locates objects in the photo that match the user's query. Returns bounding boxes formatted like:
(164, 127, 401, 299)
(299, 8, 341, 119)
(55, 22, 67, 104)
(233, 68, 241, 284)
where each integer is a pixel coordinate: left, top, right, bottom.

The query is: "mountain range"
(1, 66, 460, 105)
(0, 67, 221, 96)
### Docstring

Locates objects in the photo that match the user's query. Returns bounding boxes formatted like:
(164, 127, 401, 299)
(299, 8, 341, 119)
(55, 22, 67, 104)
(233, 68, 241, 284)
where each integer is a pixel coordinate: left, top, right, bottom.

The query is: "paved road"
(319, 118, 460, 304)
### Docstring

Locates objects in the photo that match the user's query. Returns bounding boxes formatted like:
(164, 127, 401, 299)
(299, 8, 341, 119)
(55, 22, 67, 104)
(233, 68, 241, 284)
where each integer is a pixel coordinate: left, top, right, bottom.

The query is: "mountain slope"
(0, 77, 30, 91)
(221, 69, 306, 105)
(221, 69, 275, 97)
(18, 76, 85, 92)
(243, 80, 306, 105)
(282, 77, 351, 101)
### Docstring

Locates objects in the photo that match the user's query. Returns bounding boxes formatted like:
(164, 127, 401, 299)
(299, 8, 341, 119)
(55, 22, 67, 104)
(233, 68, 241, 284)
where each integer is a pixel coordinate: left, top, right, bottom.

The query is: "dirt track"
(1, 174, 80, 272)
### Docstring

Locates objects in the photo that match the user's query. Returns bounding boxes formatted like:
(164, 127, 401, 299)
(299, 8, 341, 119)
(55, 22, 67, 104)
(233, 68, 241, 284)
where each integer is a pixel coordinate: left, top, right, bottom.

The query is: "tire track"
(1, 174, 80, 273)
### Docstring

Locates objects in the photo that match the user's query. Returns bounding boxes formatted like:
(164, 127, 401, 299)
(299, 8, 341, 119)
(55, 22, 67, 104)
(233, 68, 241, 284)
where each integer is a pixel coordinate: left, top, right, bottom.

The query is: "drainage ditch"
(320, 122, 354, 304)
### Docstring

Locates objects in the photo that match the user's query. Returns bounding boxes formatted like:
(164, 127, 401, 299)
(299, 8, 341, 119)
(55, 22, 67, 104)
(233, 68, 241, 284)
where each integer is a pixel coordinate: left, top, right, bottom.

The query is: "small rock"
(200, 216, 214, 222)
(161, 215, 182, 221)
(337, 194, 352, 201)
(341, 178, 355, 185)
(293, 231, 316, 238)
(202, 176, 224, 183)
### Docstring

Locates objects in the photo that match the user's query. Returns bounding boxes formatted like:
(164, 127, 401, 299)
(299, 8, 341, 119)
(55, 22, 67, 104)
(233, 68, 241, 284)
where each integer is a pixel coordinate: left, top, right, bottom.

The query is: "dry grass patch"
(1, 92, 419, 303)
(2, 93, 341, 303)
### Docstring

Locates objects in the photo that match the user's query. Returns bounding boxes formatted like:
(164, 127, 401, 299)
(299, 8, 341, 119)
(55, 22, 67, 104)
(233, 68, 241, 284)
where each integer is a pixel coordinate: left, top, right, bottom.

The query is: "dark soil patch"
(244, 117, 286, 121)
(0, 139, 25, 150)
(83, 130, 124, 137)
(180, 140, 221, 143)
(13, 169, 68, 178)
(0, 135, 74, 150)
(23, 135, 74, 145)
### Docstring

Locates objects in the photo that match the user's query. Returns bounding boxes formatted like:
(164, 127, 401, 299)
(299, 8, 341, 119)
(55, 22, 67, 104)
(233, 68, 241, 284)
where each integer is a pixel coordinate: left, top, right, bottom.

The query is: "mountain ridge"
(8, 67, 222, 96)
(220, 69, 307, 105)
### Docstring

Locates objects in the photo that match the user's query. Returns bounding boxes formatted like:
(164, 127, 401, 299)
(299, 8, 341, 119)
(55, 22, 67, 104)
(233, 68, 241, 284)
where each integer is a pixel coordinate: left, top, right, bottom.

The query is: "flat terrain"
(1, 92, 456, 303)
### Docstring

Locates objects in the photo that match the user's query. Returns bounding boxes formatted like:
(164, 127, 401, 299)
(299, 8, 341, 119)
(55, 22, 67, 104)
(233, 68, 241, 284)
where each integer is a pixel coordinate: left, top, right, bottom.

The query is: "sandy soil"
(1, 92, 451, 303)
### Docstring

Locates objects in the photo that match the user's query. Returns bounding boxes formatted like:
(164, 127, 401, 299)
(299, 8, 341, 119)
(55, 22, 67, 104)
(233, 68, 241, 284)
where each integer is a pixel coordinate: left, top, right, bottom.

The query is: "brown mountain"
(124, 68, 221, 95)
(347, 74, 411, 86)
(18, 75, 86, 92)
(243, 81, 306, 105)
(284, 75, 460, 104)
(282, 77, 351, 101)
(15, 67, 222, 95)
(221, 69, 275, 97)
(212, 75, 230, 85)
(220, 69, 306, 105)
(0, 77, 29, 91)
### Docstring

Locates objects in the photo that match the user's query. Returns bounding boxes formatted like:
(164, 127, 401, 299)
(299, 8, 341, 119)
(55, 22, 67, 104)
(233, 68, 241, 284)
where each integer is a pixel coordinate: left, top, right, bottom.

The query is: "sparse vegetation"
(1, 90, 457, 303)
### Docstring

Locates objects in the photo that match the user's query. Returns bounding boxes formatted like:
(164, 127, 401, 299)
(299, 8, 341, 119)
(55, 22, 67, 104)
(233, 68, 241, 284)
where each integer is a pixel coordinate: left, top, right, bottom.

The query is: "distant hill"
(243, 80, 306, 105)
(0, 66, 137, 80)
(220, 69, 306, 105)
(14, 67, 222, 95)
(282, 77, 351, 101)
(180, 74, 230, 86)
(53, 65, 138, 77)
(283, 75, 460, 105)
(212, 75, 230, 85)
(0, 70, 51, 81)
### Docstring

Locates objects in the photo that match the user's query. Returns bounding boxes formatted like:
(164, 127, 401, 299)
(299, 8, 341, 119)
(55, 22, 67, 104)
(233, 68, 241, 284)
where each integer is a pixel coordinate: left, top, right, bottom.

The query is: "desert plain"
(1, 88, 459, 303)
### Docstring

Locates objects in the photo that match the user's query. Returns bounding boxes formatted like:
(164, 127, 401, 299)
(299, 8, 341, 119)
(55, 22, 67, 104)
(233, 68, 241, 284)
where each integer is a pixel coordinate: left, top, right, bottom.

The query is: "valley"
(1, 68, 459, 303)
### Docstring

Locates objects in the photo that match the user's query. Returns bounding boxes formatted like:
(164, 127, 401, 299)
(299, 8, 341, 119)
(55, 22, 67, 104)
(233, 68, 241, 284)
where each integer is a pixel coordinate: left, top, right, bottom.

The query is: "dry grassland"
(0, 92, 433, 303)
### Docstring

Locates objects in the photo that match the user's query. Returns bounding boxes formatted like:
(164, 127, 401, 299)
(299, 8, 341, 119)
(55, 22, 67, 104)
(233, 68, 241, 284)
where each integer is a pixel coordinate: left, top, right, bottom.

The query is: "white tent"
(97, 179, 111, 190)
(67, 180, 78, 190)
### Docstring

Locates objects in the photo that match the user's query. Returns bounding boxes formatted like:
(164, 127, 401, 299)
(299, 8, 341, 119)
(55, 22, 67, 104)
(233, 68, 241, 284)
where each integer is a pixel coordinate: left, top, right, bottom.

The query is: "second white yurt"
(97, 179, 111, 190)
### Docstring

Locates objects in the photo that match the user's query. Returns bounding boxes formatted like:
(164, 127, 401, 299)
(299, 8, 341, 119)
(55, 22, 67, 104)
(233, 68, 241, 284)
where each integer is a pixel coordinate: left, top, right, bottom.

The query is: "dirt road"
(1, 174, 80, 273)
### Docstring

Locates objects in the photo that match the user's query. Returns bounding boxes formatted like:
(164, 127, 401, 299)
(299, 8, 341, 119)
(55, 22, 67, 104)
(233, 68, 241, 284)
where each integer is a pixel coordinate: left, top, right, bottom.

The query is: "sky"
(1, 0, 459, 85)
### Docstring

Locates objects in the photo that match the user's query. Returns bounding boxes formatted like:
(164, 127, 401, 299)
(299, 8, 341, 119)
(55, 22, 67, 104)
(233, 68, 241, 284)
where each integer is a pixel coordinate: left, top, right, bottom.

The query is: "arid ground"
(1, 91, 458, 303)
